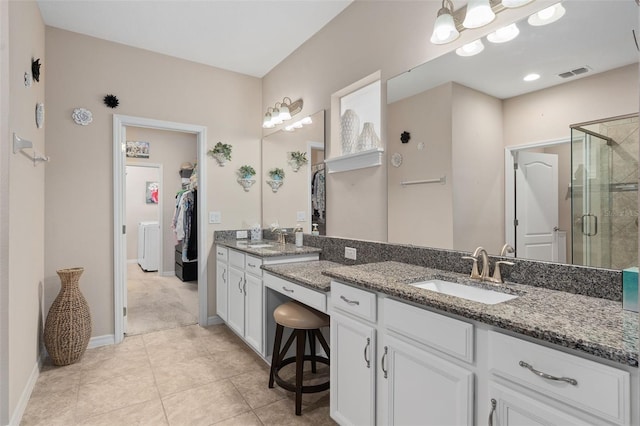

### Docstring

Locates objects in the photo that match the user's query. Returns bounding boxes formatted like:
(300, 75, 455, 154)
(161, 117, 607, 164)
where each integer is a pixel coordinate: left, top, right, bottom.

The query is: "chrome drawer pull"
(519, 361, 578, 386)
(248, 263, 257, 268)
(381, 346, 388, 378)
(363, 337, 371, 368)
(217, 251, 224, 256)
(282, 286, 294, 293)
(340, 295, 360, 306)
(488, 399, 496, 426)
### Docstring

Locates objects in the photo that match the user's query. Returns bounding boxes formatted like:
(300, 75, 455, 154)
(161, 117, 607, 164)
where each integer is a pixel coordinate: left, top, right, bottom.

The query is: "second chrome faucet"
(462, 246, 514, 284)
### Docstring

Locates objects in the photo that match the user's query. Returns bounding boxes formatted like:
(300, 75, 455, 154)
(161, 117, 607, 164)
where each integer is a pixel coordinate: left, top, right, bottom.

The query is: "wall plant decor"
(208, 141, 232, 166)
(237, 165, 256, 192)
(288, 151, 308, 172)
(267, 167, 285, 193)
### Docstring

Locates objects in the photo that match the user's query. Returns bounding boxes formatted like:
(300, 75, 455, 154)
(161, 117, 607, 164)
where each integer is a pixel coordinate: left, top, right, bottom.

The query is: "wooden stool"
(268, 300, 330, 415)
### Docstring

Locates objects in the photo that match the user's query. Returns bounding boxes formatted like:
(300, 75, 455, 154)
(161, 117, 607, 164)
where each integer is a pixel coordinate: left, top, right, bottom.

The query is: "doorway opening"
(113, 115, 208, 344)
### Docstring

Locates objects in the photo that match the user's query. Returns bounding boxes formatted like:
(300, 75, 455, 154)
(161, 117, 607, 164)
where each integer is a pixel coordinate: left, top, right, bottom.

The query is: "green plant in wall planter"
(208, 141, 232, 166)
(288, 151, 308, 172)
(267, 167, 285, 193)
(237, 165, 256, 192)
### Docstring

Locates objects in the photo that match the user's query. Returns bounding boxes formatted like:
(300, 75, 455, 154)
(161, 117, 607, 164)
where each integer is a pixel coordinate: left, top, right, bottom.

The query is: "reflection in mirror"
(386, 0, 638, 267)
(262, 110, 325, 234)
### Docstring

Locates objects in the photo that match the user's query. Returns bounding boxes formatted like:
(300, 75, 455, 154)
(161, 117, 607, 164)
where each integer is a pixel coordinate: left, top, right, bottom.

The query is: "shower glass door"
(571, 127, 612, 268)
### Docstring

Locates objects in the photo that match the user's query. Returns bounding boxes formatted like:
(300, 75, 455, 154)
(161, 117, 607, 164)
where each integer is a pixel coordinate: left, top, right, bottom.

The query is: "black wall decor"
(400, 131, 411, 144)
(31, 58, 41, 82)
(103, 94, 119, 108)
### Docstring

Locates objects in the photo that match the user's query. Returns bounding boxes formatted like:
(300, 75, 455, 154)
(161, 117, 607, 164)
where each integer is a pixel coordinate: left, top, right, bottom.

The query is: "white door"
(515, 152, 559, 261)
(215, 260, 228, 321)
(330, 311, 376, 426)
(244, 273, 262, 353)
(379, 333, 474, 426)
(227, 266, 245, 336)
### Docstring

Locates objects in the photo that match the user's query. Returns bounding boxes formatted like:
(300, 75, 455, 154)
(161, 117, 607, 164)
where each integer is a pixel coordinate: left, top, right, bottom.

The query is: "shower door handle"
(581, 214, 598, 236)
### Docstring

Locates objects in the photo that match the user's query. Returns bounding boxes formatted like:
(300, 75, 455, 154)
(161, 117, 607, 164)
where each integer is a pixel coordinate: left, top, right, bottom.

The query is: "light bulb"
(463, 0, 495, 29)
(528, 3, 566, 26)
(430, 7, 460, 44)
(456, 39, 485, 57)
(487, 23, 520, 43)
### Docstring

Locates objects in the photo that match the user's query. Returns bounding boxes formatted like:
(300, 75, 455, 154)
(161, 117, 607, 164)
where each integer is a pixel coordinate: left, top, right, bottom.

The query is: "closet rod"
(401, 176, 446, 186)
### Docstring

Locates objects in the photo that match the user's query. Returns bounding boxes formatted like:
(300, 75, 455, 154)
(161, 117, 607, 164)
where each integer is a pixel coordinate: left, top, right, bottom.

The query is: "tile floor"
(126, 263, 199, 336)
(21, 324, 334, 425)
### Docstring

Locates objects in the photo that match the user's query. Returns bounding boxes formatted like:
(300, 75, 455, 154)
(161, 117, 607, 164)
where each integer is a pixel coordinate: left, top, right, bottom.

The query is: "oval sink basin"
(410, 279, 517, 305)
(247, 243, 273, 248)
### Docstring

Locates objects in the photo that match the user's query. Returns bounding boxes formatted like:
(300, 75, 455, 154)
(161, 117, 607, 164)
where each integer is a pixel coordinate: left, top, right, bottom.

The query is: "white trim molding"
(7, 362, 39, 426)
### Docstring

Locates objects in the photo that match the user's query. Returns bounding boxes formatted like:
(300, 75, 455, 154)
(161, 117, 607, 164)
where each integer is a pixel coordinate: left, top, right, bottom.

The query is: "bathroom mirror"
(261, 110, 326, 234)
(386, 0, 639, 267)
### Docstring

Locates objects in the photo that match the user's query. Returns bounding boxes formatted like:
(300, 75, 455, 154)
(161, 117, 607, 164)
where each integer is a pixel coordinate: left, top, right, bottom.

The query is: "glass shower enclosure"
(571, 114, 638, 269)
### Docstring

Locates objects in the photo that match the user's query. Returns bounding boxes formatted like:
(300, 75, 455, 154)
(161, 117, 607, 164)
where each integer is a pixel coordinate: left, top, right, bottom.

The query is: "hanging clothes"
(172, 189, 197, 262)
(311, 166, 325, 220)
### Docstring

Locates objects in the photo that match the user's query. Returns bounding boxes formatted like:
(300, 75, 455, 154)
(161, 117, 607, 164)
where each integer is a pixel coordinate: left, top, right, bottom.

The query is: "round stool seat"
(273, 301, 329, 330)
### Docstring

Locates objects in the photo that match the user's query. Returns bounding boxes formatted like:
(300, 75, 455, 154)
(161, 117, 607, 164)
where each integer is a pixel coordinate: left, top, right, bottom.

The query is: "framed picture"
(146, 181, 159, 204)
(126, 140, 150, 158)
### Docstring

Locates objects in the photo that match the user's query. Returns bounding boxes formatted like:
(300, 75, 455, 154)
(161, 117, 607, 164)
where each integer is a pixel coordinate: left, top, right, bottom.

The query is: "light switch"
(296, 211, 306, 222)
(209, 211, 221, 224)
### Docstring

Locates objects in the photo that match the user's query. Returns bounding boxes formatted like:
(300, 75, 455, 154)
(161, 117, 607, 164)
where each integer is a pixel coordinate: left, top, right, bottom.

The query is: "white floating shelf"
(325, 147, 384, 173)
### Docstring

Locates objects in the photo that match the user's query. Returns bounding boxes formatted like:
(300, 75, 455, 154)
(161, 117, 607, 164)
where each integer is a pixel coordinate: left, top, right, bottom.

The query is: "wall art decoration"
(35, 103, 44, 129)
(146, 181, 159, 204)
(401, 131, 411, 144)
(103, 94, 119, 108)
(72, 108, 93, 126)
(126, 140, 150, 158)
(24, 72, 32, 88)
(31, 58, 41, 82)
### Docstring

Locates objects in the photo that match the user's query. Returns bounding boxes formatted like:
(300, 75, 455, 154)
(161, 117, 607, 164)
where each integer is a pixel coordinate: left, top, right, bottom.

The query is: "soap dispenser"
(311, 223, 319, 236)
(294, 224, 303, 247)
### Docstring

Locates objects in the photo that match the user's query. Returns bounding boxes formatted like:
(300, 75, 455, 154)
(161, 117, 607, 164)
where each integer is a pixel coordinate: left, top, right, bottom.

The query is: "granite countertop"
(322, 261, 638, 367)
(261, 260, 341, 292)
(216, 239, 322, 257)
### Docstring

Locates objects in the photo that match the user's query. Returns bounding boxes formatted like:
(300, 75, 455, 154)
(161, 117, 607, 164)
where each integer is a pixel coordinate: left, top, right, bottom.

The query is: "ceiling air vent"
(558, 66, 591, 79)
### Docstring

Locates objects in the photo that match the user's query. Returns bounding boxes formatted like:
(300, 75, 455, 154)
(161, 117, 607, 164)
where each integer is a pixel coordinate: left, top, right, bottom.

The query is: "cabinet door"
(330, 311, 376, 426)
(216, 260, 228, 321)
(488, 381, 592, 426)
(226, 265, 245, 336)
(244, 273, 263, 353)
(379, 334, 473, 426)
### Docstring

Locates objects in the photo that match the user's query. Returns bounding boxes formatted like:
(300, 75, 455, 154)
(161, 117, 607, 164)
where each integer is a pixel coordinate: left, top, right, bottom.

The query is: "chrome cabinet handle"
(222, 269, 226, 283)
(238, 277, 243, 293)
(519, 361, 578, 386)
(488, 399, 496, 426)
(340, 295, 360, 306)
(282, 286, 294, 293)
(217, 251, 224, 256)
(363, 338, 371, 368)
(248, 263, 257, 268)
(381, 346, 388, 379)
(243, 278, 246, 295)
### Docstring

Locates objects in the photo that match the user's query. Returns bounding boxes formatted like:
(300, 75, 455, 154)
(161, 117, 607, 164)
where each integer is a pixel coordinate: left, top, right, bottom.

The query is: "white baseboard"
(207, 316, 224, 326)
(160, 271, 175, 277)
(8, 361, 39, 426)
(87, 334, 115, 349)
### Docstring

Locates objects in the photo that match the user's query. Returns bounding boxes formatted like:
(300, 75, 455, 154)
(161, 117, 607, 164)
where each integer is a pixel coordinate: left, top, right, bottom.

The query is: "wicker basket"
(44, 267, 92, 366)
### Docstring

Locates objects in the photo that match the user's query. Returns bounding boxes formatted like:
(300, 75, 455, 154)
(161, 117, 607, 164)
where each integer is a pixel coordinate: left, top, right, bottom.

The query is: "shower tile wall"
(602, 117, 639, 269)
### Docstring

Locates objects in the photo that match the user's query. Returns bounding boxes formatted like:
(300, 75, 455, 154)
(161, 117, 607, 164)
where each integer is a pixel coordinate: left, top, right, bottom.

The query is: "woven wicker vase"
(44, 267, 92, 366)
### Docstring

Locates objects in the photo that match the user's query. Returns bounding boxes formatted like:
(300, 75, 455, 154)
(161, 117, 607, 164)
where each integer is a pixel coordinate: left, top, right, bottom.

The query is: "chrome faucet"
(462, 247, 490, 281)
(489, 260, 515, 283)
(500, 243, 515, 256)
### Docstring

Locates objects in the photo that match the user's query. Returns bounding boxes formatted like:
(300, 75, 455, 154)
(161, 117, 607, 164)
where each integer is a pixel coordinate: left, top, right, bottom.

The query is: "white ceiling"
(388, 0, 640, 103)
(36, 0, 352, 78)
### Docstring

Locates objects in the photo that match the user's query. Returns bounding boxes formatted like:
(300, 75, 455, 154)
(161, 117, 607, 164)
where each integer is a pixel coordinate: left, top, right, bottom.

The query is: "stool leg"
(308, 329, 317, 373)
(269, 324, 284, 388)
(295, 329, 306, 416)
(315, 328, 330, 359)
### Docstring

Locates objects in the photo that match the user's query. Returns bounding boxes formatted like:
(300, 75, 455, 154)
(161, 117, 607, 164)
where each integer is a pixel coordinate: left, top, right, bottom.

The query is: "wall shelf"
(324, 147, 384, 173)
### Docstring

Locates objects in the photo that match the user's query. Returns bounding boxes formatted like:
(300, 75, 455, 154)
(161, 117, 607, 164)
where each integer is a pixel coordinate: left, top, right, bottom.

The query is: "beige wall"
(125, 165, 160, 262)
(126, 126, 197, 274)
(44, 28, 262, 338)
(7, 0, 45, 420)
(262, 0, 547, 242)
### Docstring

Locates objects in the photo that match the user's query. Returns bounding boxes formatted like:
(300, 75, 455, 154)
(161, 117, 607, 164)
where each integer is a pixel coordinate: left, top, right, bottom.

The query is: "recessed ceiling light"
(523, 73, 540, 82)
(456, 39, 485, 57)
(487, 23, 520, 43)
(528, 3, 566, 26)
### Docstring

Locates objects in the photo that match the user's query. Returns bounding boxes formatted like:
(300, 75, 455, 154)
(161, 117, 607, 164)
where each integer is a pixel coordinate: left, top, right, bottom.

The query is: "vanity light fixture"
(501, 0, 534, 7)
(430, 0, 460, 44)
(455, 39, 485, 56)
(263, 107, 276, 129)
(528, 2, 565, 26)
(523, 73, 540, 81)
(262, 97, 304, 128)
(284, 116, 313, 132)
(487, 23, 520, 43)
(463, 0, 496, 29)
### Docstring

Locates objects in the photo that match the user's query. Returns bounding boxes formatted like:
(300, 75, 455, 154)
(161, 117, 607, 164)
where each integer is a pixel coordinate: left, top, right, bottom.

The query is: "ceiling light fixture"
(262, 97, 303, 129)
(501, 0, 534, 8)
(487, 23, 520, 43)
(430, 0, 460, 44)
(523, 73, 540, 81)
(528, 3, 566, 26)
(463, 0, 496, 29)
(456, 39, 485, 56)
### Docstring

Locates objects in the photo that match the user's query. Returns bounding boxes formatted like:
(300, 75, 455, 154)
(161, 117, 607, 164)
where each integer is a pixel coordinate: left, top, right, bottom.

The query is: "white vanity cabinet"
(330, 281, 474, 426)
(215, 245, 228, 321)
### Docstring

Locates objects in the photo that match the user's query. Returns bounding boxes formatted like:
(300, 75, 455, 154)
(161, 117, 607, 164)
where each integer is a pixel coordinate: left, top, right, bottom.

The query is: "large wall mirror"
(262, 110, 326, 234)
(386, 0, 639, 268)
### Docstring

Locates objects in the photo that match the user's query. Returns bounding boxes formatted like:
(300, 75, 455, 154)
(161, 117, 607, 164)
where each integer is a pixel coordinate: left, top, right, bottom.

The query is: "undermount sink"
(247, 243, 273, 248)
(409, 279, 517, 305)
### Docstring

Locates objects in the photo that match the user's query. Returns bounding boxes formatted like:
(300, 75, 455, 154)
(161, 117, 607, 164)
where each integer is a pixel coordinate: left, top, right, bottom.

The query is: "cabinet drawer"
(215, 245, 228, 262)
(264, 273, 327, 313)
(383, 298, 473, 363)
(488, 331, 630, 425)
(245, 255, 263, 277)
(331, 281, 376, 322)
(229, 249, 244, 269)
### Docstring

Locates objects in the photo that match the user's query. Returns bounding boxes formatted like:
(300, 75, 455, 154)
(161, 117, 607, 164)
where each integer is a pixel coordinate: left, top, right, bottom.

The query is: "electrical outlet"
(209, 211, 221, 224)
(296, 211, 306, 222)
(344, 247, 357, 260)
(236, 230, 248, 239)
